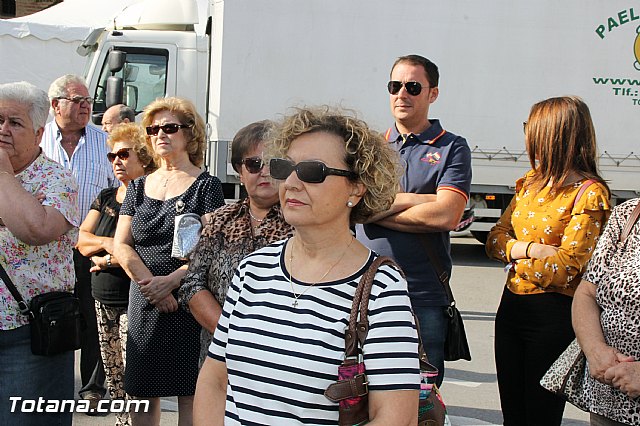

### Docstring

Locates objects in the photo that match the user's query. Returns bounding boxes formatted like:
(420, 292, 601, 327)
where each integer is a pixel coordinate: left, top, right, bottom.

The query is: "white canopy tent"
(0, 0, 137, 91)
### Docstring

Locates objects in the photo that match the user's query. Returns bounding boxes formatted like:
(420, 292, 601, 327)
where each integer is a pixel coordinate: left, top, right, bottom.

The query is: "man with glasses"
(40, 74, 114, 411)
(355, 55, 472, 387)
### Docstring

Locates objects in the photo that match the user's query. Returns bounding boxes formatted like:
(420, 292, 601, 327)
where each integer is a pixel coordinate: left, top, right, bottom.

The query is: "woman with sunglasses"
(194, 108, 420, 425)
(178, 120, 294, 367)
(114, 97, 225, 425)
(486, 96, 610, 425)
(77, 122, 157, 426)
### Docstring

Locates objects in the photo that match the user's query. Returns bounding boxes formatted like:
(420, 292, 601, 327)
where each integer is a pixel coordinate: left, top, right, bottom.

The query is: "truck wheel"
(471, 231, 488, 245)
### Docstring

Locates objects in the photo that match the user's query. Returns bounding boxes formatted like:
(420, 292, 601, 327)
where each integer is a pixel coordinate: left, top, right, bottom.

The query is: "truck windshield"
(93, 48, 169, 116)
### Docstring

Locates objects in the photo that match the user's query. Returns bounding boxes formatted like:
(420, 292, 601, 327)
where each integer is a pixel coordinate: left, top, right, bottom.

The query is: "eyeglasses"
(145, 123, 190, 136)
(107, 148, 132, 162)
(269, 158, 357, 183)
(57, 96, 94, 105)
(238, 157, 264, 174)
(387, 81, 424, 96)
(522, 121, 528, 134)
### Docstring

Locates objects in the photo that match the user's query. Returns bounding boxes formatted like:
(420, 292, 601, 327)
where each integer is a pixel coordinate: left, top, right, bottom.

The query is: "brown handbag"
(324, 256, 446, 426)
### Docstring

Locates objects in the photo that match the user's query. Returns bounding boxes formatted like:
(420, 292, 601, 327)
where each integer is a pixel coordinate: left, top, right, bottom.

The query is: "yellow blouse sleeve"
(513, 183, 610, 289)
(486, 176, 527, 263)
(486, 194, 518, 263)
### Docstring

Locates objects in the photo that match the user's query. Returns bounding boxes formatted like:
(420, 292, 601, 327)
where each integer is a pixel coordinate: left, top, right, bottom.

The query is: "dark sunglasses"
(57, 96, 94, 105)
(107, 148, 132, 162)
(387, 81, 424, 96)
(145, 123, 190, 136)
(239, 157, 264, 174)
(269, 158, 357, 183)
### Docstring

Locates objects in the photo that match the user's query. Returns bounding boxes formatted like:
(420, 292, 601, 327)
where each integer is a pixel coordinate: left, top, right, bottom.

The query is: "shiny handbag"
(1, 264, 85, 356)
(539, 339, 588, 411)
(171, 200, 202, 259)
(324, 256, 446, 426)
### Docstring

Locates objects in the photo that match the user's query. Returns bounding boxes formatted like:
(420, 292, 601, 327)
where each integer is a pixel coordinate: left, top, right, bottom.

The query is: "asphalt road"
(72, 234, 589, 425)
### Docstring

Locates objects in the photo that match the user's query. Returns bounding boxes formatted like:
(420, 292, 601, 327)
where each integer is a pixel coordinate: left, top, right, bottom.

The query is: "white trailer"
(80, 0, 640, 241)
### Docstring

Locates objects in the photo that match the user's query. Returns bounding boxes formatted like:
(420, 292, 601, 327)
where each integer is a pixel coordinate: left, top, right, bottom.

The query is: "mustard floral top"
(486, 170, 610, 296)
(0, 154, 80, 330)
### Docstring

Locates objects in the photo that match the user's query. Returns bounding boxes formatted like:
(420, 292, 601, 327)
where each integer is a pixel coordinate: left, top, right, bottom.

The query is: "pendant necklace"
(288, 236, 355, 308)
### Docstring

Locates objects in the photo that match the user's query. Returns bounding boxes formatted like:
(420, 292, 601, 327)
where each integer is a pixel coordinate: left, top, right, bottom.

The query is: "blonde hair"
(108, 122, 158, 173)
(141, 97, 206, 167)
(266, 107, 401, 224)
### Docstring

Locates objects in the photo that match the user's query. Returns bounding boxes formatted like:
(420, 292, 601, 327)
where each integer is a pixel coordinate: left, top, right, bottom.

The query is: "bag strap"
(418, 234, 455, 306)
(326, 255, 434, 402)
(621, 201, 640, 244)
(0, 262, 32, 317)
(345, 256, 399, 357)
(575, 179, 596, 205)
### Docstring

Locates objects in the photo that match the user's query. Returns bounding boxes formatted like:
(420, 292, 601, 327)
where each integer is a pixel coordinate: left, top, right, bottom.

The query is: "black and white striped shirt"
(209, 239, 420, 425)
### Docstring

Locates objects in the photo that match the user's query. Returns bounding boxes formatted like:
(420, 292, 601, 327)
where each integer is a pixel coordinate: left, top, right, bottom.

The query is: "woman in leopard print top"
(179, 121, 293, 365)
(573, 198, 640, 426)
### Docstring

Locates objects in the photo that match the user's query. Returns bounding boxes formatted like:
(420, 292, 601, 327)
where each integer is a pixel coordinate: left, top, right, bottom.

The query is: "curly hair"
(141, 97, 206, 167)
(108, 122, 158, 173)
(265, 107, 401, 224)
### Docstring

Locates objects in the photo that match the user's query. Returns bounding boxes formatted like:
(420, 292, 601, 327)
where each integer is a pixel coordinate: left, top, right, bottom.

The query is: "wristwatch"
(106, 254, 112, 268)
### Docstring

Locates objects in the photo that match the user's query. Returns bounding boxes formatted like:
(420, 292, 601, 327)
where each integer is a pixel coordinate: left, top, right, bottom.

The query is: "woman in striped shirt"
(194, 107, 421, 425)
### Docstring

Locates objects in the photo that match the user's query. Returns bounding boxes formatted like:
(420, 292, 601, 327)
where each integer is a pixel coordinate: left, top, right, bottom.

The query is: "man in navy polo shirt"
(356, 54, 471, 387)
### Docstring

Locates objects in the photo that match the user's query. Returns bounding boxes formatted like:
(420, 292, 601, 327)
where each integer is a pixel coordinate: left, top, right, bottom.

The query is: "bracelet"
(0, 170, 13, 177)
(106, 254, 112, 267)
(525, 241, 534, 258)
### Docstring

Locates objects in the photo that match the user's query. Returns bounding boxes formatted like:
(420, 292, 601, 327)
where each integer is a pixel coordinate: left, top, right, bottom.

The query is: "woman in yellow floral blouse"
(486, 96, 610, 426)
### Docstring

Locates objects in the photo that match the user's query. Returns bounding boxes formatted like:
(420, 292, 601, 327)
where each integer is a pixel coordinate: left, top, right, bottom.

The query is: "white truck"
(79, 0, 640, 242)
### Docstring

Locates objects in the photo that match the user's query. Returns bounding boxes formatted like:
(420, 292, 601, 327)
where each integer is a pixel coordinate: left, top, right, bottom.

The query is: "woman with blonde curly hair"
(77, 122, 157, 426)
(194, 107, 420, 425)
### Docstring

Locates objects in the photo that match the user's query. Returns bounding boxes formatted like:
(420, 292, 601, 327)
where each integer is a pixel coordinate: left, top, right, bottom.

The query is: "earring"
(347, 200, 354, 208)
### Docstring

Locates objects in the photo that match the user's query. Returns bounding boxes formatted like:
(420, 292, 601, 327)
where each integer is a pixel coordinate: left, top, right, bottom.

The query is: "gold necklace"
(288, 236, 355, 308)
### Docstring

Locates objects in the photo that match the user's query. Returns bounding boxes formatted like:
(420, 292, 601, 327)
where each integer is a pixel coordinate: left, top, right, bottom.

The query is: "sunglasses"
(239, 157, 265, 174)
(387, 81, 424, 96)
(269, 158, 357, 183)
(145, 123, 190, 136)
(57, 96, 94, 105)
(107, 148, 132, 162)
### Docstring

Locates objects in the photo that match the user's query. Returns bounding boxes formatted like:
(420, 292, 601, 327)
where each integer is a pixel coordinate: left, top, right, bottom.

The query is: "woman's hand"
(155, 294, 179, 313)
(586, 343, 634, 385)
(89, 255, 108, 272)
(139, 275, 177, 304)
(528, 242, 559, 259)
(604, 361, 640, 398)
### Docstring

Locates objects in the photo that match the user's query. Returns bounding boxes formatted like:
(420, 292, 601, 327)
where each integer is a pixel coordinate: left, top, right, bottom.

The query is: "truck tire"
(471, 231, 488, 245)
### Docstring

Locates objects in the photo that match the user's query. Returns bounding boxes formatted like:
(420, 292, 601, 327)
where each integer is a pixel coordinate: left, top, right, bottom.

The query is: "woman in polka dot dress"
(114, 97, 225, 425)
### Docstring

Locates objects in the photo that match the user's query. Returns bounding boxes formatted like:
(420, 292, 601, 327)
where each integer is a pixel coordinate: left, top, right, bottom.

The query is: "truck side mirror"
(106, 76, 124, 108)
(108, 50, 127, 73)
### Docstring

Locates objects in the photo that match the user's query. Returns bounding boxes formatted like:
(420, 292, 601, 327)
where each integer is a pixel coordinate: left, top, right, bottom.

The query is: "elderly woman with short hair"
(179, 120, 294, 366)
(114, 97, 225, 425)
(77, 122, 157, 426)
(194, 108, 420, 425)
(0, 81, 79, 425)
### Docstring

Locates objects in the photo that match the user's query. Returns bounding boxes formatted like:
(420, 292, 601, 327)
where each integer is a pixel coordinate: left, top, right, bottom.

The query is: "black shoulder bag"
(419, 234, 472, 361)
(0, 263, 85, 356)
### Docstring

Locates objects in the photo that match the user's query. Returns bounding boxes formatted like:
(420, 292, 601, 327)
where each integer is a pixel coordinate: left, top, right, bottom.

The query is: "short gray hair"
(0, 81, 50, 130)
(48, 74, 88, 100)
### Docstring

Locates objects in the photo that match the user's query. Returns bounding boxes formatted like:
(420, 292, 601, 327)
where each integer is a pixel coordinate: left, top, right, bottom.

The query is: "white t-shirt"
(209, 239, 421, 425)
